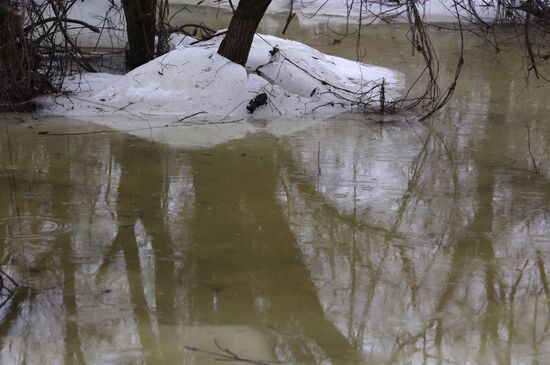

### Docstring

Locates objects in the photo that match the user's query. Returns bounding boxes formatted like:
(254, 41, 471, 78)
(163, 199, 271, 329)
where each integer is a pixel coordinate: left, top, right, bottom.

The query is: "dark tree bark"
(122, 0, 156, 70)
(0, 0, 43, 110)
(218, 0, 272, 66)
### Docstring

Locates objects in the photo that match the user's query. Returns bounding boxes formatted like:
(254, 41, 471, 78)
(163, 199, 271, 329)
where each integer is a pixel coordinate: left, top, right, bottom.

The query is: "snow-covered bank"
(59, 0, 494, 51)
(168, 0, 495, 23)
(37, 33, 403, 146)
(63, 0, 494, 50)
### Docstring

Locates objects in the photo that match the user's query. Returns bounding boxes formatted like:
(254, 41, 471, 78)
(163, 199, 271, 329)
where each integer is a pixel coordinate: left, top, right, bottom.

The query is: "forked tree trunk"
(218, 0, 272, 66)
(122, 0, 156, 70)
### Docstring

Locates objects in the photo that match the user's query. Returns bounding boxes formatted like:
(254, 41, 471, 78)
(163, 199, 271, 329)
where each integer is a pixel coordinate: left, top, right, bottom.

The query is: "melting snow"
(37, 33, 403, 147)
(40, 34, 402, 119)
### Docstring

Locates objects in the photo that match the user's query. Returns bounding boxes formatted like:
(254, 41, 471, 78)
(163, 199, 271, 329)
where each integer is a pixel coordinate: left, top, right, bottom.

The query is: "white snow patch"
(37, 33, 403, 147)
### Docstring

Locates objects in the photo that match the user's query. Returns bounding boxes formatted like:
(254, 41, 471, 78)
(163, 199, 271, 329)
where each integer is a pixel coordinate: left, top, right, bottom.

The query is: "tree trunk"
(122, 0, 156, 70)
(218, 0, 271, 66)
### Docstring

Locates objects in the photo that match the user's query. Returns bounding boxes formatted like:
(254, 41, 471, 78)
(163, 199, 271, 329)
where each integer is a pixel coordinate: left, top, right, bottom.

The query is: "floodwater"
(1, 8, 550, 365)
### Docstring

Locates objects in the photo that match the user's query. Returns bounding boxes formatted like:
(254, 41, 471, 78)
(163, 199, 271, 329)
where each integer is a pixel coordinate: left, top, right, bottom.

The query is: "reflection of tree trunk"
(42, 139, 88, 365)
(55, 172, 84, 364)
(113, 225, 160, 361)
(62, 251, 86, 365)
(188, 137, 361, 363)
(122, 0, 156, 70)
(218, 0, 271, 66)
(106, 141, 178, 362)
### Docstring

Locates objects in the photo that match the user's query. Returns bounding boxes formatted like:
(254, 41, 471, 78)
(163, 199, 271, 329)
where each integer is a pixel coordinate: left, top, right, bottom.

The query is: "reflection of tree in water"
(94, 138, 195, 363)
(0, 129, 365, 363)
(0, 131, 195, 363)
(187, 136, 362, 363)
(2, 53, 550, 364)
(277, 82, 550, 363)
(0, 130, 110, 363)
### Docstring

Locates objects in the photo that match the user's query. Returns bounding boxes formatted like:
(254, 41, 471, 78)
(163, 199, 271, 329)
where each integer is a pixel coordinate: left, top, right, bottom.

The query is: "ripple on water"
(0, 216, 74, 239)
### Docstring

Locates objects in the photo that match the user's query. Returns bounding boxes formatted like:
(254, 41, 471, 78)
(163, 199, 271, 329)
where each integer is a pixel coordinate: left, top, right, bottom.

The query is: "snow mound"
(41, 33, 402, 120)
(37, 33, 403, 147)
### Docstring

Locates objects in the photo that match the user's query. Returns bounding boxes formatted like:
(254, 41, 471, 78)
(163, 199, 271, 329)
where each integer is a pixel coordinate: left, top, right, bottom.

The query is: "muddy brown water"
(1, 8, 550, 365)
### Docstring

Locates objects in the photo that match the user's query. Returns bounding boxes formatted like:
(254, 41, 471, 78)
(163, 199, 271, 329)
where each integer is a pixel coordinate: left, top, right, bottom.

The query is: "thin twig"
(183, 340, 281, 365)
(24, 17, 100, 33)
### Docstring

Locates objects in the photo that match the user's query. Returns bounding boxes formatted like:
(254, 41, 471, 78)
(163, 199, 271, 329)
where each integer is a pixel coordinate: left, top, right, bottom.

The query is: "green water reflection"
(1, 17, 550, 365)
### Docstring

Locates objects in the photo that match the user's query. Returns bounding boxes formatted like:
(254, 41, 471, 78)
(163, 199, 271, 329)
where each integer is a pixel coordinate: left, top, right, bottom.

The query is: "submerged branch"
(184, 340, 281, 365)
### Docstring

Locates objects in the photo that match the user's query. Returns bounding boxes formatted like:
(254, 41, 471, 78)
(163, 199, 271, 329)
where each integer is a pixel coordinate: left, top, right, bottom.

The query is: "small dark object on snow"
(269, 46, 280, 57)
(247, 93, 268, 114)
